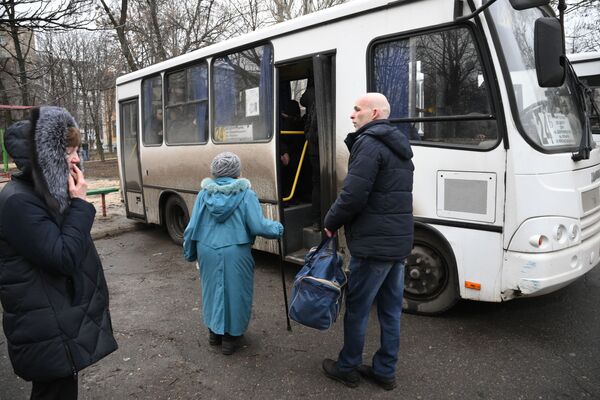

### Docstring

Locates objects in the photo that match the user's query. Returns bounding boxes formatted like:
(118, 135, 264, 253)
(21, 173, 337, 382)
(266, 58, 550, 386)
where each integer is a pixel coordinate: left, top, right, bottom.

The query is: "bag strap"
(308, 236, 337, 263)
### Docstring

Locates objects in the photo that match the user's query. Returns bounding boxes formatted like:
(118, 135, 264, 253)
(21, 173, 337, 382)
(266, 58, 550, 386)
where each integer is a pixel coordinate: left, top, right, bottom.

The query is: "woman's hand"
(68, 164, 87, 200)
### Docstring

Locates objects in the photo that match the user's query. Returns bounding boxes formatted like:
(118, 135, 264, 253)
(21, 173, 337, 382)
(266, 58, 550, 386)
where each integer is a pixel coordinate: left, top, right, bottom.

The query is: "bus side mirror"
(509, 0, 550, 10)
(535, 17, 565, 87)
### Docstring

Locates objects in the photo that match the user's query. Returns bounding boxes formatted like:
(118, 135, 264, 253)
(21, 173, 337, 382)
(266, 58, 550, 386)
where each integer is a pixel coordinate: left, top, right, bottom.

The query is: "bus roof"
(568, 52, 600, 63)
(568, 52, 600, 79)
(116, 0, 412, 85)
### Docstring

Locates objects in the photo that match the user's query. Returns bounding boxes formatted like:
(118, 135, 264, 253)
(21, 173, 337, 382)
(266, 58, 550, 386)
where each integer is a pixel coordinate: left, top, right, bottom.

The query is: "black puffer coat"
(324, 120, 414, 261)
(0, 108, 117, 382)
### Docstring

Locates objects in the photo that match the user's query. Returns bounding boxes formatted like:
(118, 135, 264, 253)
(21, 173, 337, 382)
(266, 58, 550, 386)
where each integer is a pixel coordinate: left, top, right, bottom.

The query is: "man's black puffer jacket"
(0, 108, 117, 382)
(324, 120, 414, 261)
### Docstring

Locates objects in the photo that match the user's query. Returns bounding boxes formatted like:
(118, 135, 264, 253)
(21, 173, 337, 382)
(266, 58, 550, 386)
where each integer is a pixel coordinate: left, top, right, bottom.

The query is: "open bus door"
(313, 53, 337, 231)
(119, 99, 146, 220)
(277, 53, 336, 263)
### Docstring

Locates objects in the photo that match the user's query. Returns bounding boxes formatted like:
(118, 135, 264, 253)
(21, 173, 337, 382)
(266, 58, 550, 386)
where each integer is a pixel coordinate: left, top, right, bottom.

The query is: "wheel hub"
(404, 244, 447, 298)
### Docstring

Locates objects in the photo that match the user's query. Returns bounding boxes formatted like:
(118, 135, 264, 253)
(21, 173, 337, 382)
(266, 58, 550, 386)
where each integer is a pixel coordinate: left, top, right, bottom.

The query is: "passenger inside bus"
(151, 108, 163, 137)
(167, 106, 197, 143)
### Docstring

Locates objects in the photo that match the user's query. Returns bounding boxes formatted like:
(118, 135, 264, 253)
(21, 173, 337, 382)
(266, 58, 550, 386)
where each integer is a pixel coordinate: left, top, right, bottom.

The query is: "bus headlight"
(553, 224, 567, 244)
(568, 224, 580, 242)
(508, 217, 581, 253)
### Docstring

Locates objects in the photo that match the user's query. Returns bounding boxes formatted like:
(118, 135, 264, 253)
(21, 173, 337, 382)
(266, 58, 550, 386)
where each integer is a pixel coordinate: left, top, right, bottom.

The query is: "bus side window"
(212, 44, 274, 143)
(142, 75, 163, 146)
(165, 62, 208, 145)
(371, 26, 499, 148)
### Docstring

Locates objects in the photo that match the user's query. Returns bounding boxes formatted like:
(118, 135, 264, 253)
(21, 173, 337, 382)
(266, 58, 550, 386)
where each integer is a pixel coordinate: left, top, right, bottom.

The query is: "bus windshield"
(488, 0, 585, 152)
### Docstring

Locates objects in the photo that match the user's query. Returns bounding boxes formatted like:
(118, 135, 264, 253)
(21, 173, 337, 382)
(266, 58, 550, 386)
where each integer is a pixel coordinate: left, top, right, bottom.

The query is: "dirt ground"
(82, 157, 122, 212)
(84, 157, 119, 180)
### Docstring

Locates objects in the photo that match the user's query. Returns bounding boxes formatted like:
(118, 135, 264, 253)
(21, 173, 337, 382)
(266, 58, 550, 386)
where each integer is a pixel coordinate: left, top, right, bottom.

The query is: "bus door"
(119, 99, 146, 220)
(312, 53, 337, 231)
(276, 53, 336, 263)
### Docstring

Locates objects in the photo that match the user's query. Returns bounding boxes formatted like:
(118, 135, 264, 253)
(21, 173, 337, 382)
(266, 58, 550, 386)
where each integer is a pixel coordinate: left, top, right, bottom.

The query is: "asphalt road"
(1, 227, 599, 399)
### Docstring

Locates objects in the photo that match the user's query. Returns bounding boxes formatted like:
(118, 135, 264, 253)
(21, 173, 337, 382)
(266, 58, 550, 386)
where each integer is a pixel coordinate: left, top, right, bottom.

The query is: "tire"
(164, 195, 189, 245)
(402, 229, 459, 315)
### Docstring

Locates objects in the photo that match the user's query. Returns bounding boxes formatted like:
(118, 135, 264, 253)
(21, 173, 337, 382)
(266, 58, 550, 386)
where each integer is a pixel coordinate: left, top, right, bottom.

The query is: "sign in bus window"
(213, 45, 273, 143)
(371, 26, 498, 148)
(488, 0, 584, 152)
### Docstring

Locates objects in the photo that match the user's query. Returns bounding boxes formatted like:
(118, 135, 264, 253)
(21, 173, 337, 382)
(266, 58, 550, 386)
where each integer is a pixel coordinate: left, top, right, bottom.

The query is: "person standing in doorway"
(0, 107, 118, 399)
(321, 93, 414, 391)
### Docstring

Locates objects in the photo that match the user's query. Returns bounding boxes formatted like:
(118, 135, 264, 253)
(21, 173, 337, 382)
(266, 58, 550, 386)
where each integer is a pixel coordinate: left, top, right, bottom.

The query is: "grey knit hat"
(211, 152, 241, 178)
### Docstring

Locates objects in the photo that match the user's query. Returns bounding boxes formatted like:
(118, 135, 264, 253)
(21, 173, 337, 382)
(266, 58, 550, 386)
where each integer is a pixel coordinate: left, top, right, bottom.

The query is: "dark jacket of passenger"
(0, 109, 117, 382)
(324, 119, 414, 261)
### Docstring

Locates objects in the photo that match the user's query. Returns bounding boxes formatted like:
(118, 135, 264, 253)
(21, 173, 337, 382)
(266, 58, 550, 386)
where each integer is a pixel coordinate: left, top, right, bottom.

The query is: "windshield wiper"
(568, 59, 595, 161)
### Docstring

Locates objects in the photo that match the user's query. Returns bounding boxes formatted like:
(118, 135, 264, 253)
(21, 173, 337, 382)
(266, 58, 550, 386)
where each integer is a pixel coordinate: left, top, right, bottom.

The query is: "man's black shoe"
(322, 358, 360, 388)
(357, 364, 397, 391)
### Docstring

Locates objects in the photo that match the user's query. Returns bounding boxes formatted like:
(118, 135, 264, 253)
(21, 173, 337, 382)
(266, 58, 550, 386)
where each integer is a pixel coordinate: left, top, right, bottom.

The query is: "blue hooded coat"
(183, 177, 283, 336)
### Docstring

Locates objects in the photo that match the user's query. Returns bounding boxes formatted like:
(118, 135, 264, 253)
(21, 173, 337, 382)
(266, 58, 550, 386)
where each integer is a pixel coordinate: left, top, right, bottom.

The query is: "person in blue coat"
(183, 152, 284, 355)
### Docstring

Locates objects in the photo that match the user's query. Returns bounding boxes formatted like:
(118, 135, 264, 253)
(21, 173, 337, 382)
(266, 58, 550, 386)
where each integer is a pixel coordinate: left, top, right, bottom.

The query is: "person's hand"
(280, 153, 290, 166)
(324, 228, 336, 238)
(68, 164, 87, 201)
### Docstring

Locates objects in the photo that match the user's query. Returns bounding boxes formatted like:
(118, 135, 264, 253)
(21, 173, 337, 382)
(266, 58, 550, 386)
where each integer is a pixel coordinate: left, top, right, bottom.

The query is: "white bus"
(116, 0, 600, 314)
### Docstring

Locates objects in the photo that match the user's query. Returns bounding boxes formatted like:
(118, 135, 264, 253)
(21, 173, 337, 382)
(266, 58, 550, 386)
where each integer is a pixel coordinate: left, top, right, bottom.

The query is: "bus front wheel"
(402, 229, 459, 315)
(164, 195, 189, 245)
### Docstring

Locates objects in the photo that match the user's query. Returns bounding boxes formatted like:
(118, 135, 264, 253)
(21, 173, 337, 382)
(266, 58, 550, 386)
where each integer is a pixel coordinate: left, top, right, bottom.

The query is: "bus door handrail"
(280, 130, 307, 202)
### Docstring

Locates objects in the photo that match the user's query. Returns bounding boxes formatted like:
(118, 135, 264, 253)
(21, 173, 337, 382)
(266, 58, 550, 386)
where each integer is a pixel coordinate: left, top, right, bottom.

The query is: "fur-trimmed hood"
(200, 177, 250, 223)
(5, 107, 79, 214)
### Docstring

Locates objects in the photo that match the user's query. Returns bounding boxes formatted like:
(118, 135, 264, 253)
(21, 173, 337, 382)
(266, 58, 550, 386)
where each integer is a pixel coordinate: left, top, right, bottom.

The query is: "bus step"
(285, 248, 311, 265)
(302, 225, 322, 249)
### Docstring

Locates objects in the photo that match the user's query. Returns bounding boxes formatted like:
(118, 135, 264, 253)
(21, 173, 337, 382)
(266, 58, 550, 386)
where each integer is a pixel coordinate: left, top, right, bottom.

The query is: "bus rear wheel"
(165, 195, 189, 245)
(403, 229, 459, 315)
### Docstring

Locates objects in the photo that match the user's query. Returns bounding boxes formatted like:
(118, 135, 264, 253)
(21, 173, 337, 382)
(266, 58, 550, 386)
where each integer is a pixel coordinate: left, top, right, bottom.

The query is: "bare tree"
(0, 0, 94, 139)
(270, 0, 348, 23)
(38, 31, 121, 160)
(228, 0, 271, 33)
(552, 0, 600, 52)
(98, 0, 139, 71)
(98, 0, 237, 70)
(0, 0, 93, 29)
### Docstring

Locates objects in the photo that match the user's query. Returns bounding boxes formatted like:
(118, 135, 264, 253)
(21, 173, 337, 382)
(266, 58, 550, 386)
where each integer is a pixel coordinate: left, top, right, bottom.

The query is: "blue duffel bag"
(288, 237, 347, 330)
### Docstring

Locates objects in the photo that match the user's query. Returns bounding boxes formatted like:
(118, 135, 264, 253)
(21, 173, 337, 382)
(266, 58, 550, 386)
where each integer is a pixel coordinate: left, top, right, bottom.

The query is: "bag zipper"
(300, 276, 342, 290)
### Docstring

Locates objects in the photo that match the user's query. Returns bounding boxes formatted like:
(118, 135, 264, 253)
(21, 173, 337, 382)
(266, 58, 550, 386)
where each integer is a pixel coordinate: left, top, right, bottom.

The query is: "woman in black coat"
(0, 107, 117, 399)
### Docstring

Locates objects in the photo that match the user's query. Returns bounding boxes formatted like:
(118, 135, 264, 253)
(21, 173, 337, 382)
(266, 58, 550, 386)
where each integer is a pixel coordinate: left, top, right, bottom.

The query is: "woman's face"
(65, 146, 80, 170)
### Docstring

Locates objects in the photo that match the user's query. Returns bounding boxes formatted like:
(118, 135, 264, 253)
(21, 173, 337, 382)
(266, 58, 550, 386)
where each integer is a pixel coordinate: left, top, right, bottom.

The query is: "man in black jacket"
(321, 93, 414, 391)
(0, 107, 117, 399)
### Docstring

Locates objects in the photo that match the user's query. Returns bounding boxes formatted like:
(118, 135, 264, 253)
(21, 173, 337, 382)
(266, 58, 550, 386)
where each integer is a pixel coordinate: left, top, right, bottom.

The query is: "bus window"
(142, 75, 163, 146)
(165, 62, 208, 145)
(213, 44, 273, 143)
(371, 26, 498, 148)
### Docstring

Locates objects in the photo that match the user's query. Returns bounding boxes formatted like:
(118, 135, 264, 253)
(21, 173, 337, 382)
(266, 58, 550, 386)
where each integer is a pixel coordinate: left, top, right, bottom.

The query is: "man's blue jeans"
(336, 257, 405, 378)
